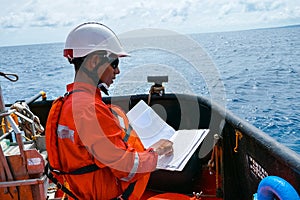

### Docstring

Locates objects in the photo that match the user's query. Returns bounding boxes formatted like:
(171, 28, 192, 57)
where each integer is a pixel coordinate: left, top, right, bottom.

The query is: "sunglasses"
(95, 51, 119, 69)
(109, 58, 119, 69)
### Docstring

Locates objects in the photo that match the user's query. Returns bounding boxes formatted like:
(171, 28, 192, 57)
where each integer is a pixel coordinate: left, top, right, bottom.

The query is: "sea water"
(0, 26, 299, 154)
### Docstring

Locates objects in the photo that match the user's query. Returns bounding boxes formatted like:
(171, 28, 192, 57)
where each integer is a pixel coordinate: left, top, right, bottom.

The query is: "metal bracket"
(147, 76, 168, 105)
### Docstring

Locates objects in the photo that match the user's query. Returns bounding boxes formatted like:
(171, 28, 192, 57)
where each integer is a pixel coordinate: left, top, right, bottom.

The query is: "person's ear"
(89, 54, 101, 70)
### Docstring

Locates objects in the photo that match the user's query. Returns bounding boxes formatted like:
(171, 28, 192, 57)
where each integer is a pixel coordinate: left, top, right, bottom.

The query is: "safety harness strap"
(123, 124, 132, 142)
(111, 182, 137, 200)
(48, 162, 99, 175)
(45, 163, 79, 200)
(109, 107, 132, 142)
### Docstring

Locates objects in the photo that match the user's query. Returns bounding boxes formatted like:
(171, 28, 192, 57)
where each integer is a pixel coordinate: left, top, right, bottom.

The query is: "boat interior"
(0, 77, 299, 200)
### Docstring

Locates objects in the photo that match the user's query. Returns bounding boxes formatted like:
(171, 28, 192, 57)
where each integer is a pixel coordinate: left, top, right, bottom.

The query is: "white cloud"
(0, 0, 299, 46)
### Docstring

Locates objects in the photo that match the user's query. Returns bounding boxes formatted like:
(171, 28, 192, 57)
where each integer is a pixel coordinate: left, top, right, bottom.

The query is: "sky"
(0, 0, 300, 47)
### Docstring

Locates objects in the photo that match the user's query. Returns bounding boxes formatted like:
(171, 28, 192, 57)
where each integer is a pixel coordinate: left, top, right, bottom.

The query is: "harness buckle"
(116, 195, 124, 200)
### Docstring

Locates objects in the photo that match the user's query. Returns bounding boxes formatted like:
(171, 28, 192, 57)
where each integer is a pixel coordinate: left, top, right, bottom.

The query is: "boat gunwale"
(103, 92, 300, 170)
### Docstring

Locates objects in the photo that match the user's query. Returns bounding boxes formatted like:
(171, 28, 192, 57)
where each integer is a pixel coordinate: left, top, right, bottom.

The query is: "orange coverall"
(46, 82, 158, 200)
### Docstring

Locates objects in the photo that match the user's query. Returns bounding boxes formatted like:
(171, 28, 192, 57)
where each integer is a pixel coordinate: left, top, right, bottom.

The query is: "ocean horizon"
(0, 25, 299, 154)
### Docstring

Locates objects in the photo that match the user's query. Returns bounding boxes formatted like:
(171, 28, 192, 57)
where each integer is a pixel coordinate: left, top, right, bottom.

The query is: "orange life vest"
(46, 90, 153, 200)
(46, 96, 65, 171)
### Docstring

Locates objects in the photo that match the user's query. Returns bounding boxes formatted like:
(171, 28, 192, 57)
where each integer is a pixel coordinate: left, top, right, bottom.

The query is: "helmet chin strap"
(80, 58, 110, 95)
(97, 82, 109, 95)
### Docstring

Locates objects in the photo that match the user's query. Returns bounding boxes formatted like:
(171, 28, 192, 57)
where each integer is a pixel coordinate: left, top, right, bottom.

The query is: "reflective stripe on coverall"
(109, 104, 151, 199)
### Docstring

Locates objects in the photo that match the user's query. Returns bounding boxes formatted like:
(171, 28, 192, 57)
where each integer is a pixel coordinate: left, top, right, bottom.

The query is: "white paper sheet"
(156, 129, 209, 171)
(127, 100, 176, 148)
(126, 100, 210, 171)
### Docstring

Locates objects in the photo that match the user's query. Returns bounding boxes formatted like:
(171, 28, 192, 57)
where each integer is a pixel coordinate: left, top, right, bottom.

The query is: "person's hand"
(150, 139, 173, 156)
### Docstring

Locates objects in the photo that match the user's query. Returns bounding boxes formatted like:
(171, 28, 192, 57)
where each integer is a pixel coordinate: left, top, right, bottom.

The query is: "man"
(45, 22, 173, 200)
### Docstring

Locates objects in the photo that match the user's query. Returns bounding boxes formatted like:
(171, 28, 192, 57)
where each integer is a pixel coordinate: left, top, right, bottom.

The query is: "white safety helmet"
(63, 22, 129, 59)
